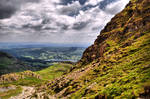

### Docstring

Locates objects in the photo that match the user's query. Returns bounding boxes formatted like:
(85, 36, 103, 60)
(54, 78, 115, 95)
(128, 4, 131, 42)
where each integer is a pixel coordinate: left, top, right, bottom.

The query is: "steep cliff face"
(79, 0, 150, 65)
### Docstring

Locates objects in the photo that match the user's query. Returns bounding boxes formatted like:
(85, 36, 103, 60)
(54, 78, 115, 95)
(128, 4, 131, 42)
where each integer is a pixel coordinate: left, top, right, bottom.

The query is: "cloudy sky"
(0, 0, 129, 45)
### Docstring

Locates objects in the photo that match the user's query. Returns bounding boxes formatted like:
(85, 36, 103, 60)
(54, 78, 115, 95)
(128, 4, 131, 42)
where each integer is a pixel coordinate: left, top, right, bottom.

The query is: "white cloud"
(85, 0, 104, 6)
(105, 0, 130, 15)
(0, 0, 129, 45)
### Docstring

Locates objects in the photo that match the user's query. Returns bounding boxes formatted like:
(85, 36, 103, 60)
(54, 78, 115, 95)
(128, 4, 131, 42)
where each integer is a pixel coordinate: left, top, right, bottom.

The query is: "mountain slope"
(34, 0, 150, 98)
(0, 51, 38, 75)
(79, 0, 150, 65)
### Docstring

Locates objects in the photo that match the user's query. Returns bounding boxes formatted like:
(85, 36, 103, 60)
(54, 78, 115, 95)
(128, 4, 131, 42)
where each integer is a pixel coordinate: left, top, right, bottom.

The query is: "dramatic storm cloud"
(0, 0, 129, 45)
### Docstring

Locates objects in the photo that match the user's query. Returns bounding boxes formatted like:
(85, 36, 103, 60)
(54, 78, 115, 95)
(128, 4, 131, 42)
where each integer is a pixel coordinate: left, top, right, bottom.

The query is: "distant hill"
(2, 47, 86, 62)
(0, 51, 40, 75)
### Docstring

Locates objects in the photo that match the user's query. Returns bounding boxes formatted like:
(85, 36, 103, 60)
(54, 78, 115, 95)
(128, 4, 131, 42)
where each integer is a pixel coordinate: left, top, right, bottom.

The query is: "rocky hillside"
(79, 0, 150, 65)
(0, 51, 39, 75)
(33, 0, 150, 98)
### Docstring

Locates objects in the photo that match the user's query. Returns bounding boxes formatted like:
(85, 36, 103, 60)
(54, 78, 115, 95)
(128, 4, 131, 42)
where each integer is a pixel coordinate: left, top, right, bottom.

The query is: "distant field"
(1, 47, 86, 63)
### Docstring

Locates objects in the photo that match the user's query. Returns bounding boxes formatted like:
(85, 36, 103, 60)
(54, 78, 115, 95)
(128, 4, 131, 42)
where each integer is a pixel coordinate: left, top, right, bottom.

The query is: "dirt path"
(9, 86, 57, 99)
(9, 86, 35, 99)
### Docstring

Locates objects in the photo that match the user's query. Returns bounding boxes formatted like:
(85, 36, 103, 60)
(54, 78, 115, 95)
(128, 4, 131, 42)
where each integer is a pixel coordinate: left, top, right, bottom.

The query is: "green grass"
(11, 77, 43, 86)
(36, 63, 73, 80)
(68, 32, 150, 98)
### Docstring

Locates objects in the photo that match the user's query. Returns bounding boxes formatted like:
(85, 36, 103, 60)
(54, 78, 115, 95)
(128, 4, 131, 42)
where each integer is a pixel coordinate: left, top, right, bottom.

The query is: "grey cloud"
(72, 21, 90, 30)
(42, 27, 57, 30)
(60, 0, 87, 5)
(0, 0, 40, 19)
(0, 0, 17, 19)
(62, 25, 69, 30)
(99, 0, 117, 9)
(22, 24, 43, 30)
(56, 22, 69, 30)
(58, 1, 81, 16)
(42, 19, 51, 24)
(59, 7, 79, 16)
(60, 24, 69, 30)
(0, 0, 129, 44)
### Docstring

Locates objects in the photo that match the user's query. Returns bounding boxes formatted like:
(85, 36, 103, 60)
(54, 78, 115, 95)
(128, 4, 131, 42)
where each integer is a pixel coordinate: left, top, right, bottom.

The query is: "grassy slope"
(36, 63, 73, 80)
(68, 0, 150, 98)
(69, 31, 150, 99)
(41, 31, 150, 99)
